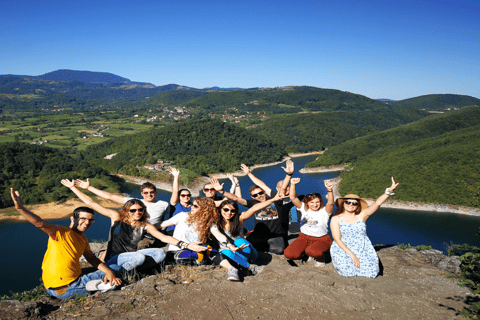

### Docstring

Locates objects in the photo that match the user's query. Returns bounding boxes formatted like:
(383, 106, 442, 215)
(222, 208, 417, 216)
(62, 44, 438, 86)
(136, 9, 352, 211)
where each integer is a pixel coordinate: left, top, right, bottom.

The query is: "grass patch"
(397, 243, 432, 251)
(0, 284, 47, 302)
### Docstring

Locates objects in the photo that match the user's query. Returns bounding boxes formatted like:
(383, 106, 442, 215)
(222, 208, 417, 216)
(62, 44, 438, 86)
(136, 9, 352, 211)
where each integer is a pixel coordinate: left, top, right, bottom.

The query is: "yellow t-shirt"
(41, 226, 91, 289)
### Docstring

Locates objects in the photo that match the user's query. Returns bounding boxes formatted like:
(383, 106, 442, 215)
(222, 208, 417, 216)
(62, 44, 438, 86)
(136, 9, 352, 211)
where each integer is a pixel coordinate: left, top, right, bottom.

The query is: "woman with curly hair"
(61, 179, 206, 272)
(161, 197, 216, 250)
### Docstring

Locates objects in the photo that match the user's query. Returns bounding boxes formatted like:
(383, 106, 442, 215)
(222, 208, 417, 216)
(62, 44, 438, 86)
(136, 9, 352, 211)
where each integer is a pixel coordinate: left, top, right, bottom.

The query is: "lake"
(1, 154, 479, 295)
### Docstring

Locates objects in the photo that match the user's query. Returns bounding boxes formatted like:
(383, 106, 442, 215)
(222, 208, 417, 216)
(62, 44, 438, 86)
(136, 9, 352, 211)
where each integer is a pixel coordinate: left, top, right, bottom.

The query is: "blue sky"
(1, 0, 479, 100)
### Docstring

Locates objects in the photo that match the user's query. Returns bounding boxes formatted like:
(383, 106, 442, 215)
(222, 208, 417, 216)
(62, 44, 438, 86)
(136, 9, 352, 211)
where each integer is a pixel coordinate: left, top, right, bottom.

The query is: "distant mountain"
(389, 94, 480, 110)
(34, 69, 138, 84)
(204, 86, 259, 91)
(376, 99, 396, 103)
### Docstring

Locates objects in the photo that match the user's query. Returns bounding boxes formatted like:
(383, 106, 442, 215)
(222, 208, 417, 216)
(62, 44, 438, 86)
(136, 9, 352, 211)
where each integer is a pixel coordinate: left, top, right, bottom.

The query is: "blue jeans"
(221, 239, 258, 269)
(45, 263, 122, 299)
(106, 248, 166, 271)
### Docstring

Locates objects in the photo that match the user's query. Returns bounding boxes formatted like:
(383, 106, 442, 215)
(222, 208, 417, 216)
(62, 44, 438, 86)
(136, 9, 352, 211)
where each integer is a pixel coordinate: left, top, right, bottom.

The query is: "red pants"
(284, 233, 332, 260)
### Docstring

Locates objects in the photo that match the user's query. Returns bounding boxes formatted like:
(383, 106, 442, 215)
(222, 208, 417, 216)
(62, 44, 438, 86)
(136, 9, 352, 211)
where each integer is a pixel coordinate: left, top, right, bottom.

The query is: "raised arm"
(74, 178, 125, 204)
(289, 178, 303, 209)
(10, 188, 57, 238)
(240, 164, 272, 196)
(169, 167, 180, 206)
(62, 179, 119, 221)
(240, 193, 285, 222)
(361, 177, 400, 220)
(324, 180, 335, 215)
(330, 216, 360, 268)
(227, 173, 242, 198)
(279, 159, 294, 195)
(210, 177, 248, 206)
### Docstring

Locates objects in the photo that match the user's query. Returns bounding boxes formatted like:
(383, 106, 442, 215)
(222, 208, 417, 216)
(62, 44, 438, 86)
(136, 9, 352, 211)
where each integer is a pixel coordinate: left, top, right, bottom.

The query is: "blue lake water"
(1, 154, 479, 295)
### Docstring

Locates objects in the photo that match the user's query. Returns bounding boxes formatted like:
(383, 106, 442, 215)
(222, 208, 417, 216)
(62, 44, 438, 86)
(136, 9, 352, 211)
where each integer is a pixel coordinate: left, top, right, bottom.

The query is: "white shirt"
(165, 212, 200, 251)
(298, 203, 330, 237)
(124, 197, 169, 227)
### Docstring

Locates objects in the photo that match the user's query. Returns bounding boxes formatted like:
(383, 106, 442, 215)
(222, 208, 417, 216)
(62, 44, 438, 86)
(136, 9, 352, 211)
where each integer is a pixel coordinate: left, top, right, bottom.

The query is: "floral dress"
(330, 217, 379, 278)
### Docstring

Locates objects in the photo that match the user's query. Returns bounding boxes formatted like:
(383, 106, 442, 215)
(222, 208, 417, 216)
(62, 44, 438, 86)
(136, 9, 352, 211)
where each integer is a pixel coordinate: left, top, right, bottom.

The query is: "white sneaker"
(86, 279, 116, 293)
(227, 267, 240, 281)
(315, 256, 326, 267)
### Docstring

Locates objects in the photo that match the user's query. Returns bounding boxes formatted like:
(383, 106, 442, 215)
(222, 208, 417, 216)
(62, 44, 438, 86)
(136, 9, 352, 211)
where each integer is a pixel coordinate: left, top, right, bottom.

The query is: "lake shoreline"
(2, 153, 479, 220)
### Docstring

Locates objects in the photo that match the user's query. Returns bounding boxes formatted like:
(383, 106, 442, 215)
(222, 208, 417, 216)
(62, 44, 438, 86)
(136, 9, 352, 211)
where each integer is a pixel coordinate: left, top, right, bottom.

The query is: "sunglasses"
(344, 200, 359, 206)
(142, 191, 155, 195)
(251, 190, 265, 198)
(180, 194, 191, 197)
(78, 217, 95, 223)
(129, 208, 145, 213)
(222, 207, 236, 213)
(306, 193, 321, 197)
(193, 204, 200, 208)
(204, 188, 216, 192)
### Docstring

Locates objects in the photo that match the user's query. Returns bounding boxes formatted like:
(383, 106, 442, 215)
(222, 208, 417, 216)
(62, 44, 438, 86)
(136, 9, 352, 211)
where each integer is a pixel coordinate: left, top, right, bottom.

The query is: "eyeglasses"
(306, 193, 321, 197)
(142, 191, 155, 195)
(193, 204, 200, 208)
(204, 188, 215, 192)
(180, 194, 191, 197)
(344, 200, 359, 206)
(222, 208, 236, 213)
(251, 190, 265, 198)
(129, 208, 145, 213)
(78, 217, 95, 223)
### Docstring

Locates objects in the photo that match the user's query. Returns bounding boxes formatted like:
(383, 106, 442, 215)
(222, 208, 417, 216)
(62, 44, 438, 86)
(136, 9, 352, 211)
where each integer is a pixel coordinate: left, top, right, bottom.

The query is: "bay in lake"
(1, 155, 479, 295)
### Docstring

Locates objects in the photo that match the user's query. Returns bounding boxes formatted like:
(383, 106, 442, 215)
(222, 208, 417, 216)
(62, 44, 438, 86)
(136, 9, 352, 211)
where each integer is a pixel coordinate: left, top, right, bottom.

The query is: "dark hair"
(303, 193, 324, 211)
(249, 185, 263, 194)
(217, 200, 241, 237)
(119, 199, 149, 227)
(141, 182, 157, 192)
(73, 206, 94, 220)
(333, 198, 362, 216)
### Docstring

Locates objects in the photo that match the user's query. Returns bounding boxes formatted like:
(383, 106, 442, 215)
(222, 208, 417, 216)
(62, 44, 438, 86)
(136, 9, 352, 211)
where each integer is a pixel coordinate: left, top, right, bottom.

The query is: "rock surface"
(0, 247, 473, 320)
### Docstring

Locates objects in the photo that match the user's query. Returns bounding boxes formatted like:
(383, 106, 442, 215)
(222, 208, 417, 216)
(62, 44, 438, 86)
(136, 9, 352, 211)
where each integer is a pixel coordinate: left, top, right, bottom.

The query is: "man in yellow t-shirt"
(10, 188, 122, 299)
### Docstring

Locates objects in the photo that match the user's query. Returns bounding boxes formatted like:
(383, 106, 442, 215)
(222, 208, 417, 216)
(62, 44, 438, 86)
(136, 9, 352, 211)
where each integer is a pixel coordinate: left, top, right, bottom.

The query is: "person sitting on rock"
(209, 195, 285, 281)
(62, 179, 206, 273)
(210, 160, 300, 255)
(9, 188, 122, 299)
(283, 178, 334, 267)
(330, 177, 400, 278)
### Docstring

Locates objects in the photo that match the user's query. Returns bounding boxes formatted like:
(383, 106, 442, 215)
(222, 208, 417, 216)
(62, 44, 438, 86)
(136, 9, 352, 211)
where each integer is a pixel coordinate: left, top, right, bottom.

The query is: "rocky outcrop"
(0, 247, 472, 320)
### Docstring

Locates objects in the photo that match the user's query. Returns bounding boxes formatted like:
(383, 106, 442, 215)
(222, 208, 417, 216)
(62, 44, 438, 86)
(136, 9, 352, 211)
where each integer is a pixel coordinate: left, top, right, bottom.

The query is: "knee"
(284, 247, 301, 260)
(151, 249, 166, 263)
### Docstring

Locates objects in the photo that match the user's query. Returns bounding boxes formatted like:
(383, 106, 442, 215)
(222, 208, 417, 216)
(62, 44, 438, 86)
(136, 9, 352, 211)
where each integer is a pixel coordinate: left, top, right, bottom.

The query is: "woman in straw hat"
(330, 177, 399, 278)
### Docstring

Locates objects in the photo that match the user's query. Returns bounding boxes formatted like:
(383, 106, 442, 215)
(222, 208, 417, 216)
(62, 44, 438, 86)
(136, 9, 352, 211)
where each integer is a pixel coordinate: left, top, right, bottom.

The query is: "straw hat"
(335, 194, 369, 212)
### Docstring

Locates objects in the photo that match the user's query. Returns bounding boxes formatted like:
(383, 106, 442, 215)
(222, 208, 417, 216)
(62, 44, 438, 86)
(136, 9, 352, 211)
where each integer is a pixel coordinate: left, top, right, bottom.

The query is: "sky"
(1, 0, 479, 100)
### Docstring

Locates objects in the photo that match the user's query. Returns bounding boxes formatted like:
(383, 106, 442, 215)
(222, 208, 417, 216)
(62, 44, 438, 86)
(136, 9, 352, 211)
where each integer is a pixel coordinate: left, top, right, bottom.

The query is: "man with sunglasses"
(74, 179, 169, 228)
(9, 188, 121, 299)
(211, 160, 302, 255)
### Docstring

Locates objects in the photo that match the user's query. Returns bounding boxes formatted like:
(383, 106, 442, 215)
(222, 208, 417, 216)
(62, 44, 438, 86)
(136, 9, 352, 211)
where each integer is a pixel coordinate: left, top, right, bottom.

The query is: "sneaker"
(227, 267, 240, 281)
(86, 280, 116, 293)
(315, 256, 326, 267)
(248, 264, 264, 276)
(307, 256, 314, 263)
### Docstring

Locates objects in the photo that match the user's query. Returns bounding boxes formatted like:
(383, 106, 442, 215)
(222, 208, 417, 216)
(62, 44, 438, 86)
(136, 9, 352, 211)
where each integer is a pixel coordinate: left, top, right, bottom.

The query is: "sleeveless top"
(104, 221, 146, 261)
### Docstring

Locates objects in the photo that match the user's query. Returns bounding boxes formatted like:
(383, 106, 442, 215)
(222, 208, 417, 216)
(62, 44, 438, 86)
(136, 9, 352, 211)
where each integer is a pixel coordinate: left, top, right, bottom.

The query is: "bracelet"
(286, 173, 293, 176)
(221, 190, 225, 195)
(327, 190, 333, 192)
(385, 188, 395, 196)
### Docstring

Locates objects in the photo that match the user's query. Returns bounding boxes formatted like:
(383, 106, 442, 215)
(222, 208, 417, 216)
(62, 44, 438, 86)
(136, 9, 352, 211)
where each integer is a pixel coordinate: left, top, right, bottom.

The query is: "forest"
(306, 106, 480, 208)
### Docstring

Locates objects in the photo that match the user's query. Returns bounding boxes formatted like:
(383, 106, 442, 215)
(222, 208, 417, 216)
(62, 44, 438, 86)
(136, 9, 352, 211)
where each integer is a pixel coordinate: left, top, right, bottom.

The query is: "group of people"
(10, 159, 399, 299)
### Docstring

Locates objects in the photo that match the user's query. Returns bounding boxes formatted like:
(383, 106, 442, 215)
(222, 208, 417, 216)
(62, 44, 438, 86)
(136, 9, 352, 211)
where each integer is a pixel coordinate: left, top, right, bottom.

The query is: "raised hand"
(210, 177, 224, 192)
(291, 178, 301, 185)
(10, 188, 24, 209)
(324, 180, 334, 190)
(74, 178, 90, 189)
(281, 159, 294, 175)
(227, 173, 238, 184)
(387, 177, 400, 193)
(61, 179, 75, 189)
(240, 164, 250, 175)
(272, 192, 286, 201)
(169, 167, 180, 178)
